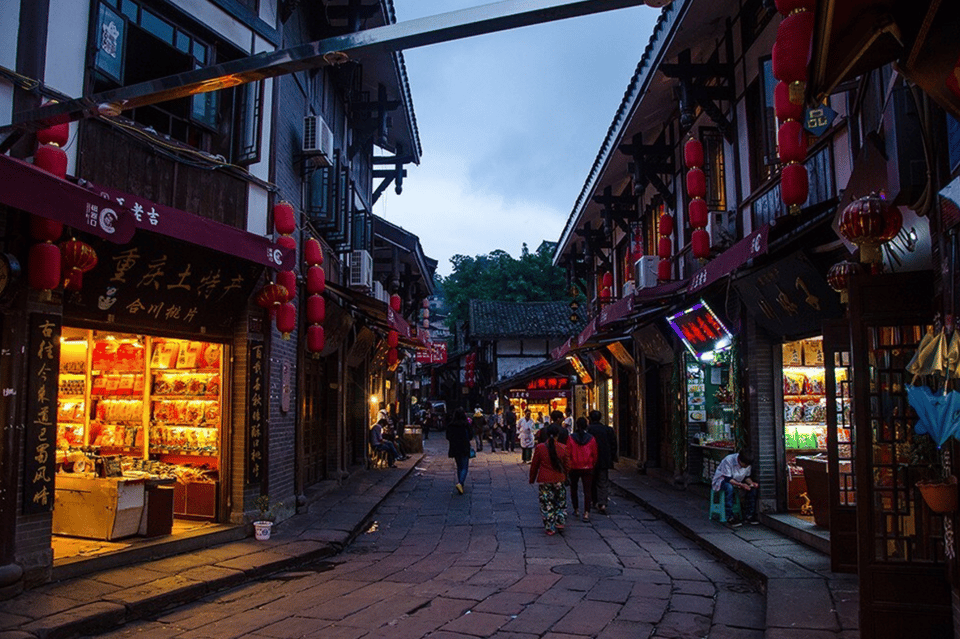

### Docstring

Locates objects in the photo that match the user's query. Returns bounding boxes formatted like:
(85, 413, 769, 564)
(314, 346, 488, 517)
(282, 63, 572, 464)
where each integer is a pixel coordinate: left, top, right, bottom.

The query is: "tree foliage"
(438, 242, 571, 329)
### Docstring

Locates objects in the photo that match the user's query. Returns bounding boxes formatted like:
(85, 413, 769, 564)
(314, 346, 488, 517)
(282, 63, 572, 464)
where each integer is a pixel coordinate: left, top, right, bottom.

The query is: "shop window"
(91, 0, 261, 165)
(700, 128, 726, 211)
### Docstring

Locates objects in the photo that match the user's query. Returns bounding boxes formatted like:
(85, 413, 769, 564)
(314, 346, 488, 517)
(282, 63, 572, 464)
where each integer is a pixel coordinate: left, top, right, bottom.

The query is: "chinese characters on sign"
(23, 314, 61, 514)
(666, 301, 732, 359)
(247, 341, 265, 484)
(415, 340, 447, 364)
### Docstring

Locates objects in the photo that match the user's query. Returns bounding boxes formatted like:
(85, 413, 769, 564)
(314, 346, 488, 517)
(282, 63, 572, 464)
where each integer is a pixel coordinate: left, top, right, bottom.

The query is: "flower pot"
(253, 520, 274, 540)
(917, 476, 958, 514)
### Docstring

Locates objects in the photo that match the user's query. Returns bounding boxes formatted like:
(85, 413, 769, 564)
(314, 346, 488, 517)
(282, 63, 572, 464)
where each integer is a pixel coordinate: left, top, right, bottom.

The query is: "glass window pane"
(120, 0, 138, 21)
(175, 31, 190, 53)
(140, 8, 174, 44)
(192, 41, 207, 64)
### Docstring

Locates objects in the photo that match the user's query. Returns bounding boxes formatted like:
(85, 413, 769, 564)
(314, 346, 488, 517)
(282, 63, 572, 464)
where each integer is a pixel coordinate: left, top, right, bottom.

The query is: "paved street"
(80, 438, 764, 639)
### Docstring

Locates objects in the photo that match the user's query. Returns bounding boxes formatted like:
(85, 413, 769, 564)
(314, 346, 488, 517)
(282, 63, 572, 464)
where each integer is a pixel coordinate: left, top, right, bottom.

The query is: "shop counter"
(796, 455, 830, 528)
(53, 475, 145, 540)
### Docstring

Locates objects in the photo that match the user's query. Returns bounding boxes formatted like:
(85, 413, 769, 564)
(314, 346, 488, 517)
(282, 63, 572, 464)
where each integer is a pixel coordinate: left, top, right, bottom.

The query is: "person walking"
(446, 407, 473, 494)
(491, 407, 505, 451)
(529, 423, 569, 535)
(518, 408, 536, 463)
(562, 407, 574, 433)
(567, 417, 598, 521)
(503, 404, 517, 452)
(472, 409, 486, 452)
(587, 409, 618, 514)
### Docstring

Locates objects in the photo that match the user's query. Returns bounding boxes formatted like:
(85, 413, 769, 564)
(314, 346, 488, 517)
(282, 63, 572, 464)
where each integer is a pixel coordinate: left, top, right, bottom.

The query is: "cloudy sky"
(375, 1, 661, 276)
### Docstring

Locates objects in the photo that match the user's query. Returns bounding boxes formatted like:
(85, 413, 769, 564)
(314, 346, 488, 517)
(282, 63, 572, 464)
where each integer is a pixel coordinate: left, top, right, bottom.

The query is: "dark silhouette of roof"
(469, 300, 586, 339)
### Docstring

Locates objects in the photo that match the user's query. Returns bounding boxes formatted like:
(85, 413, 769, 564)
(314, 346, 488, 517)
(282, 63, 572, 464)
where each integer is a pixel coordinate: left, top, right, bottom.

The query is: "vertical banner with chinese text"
(23, 314, 61, 514)
(247, 340, 265, 484)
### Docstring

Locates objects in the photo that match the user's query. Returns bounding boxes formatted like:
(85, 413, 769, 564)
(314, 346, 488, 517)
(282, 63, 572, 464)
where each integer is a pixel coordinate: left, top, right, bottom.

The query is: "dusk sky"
(375, 1, 661, 276)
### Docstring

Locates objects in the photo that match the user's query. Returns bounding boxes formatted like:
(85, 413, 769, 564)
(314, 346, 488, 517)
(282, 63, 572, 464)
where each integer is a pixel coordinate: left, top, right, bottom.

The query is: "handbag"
(469, 447, 476, 459)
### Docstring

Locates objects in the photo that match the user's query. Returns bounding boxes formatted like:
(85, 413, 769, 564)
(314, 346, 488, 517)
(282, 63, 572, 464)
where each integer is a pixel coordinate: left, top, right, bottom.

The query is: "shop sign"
(666, 300, 732, 360)
(567, 354, 592, 385)
(688, 224, 769, 294)
(591, 352, 614, 377)
(416, 340, 447, 364)
(804, 103, 837, 137)
(65, 233, 262, 337)
(247, 340, 265, 484)
(23, 314, 60, 514)
(526, 377, 569, 391)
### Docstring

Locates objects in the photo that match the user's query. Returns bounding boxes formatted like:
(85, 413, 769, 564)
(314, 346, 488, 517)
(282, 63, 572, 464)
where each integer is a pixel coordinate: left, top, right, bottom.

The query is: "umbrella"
(948, 331, 960, 379)
(907, 385, 960, 448)
(907, 328, 949, 385)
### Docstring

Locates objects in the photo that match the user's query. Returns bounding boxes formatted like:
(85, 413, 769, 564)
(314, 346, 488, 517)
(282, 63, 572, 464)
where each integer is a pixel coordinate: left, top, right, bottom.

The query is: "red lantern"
(659, 213, 674, 236)
(36, 123, 69, 147)
(277, 235, 297, 251)
(307, 324, 325, 353)
(683, 138, 704, 168)
(775, 0, 816, 15)
(60, 238, 98, 291)
(688, 199, 709, 230)
(657, 258, 672, 281)
(276, 302, 296, 339)
(388, 348, 399, 368)
(772, 12, 814, 84)
(390, 294, 401, 312)
(826, 260, 862, 304)
(691, 229, 711, 260)
(306, 266, 325, 294)
(686, 168, 706, 199)
(781, 162, 809, 213)
(34, 144, 67, 179)
(304, 237, 323, 266)
(30, 215, 62, 242)
(775, 82, 805, 122)
(601, 272, 614, 289)
(388, 330, 399, 348)
(778, 120, 807, 164)
(276, 270, 296, 302)
(28, 241, 61, 292)
(273, 201, 296, 236)
(838, 193, 903, 264)
(306, 294, 325, 324)
(255, 283, 288, 317)
(658, 237, 672, 259)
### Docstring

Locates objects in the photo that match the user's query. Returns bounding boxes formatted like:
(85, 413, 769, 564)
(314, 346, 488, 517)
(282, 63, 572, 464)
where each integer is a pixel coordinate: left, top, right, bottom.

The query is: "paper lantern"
(390, 294, 401, 312)
(775, 0, 816, 15)
(601, 272, 614, 289)
(276, 302, 296, 339)
(306, 294, 325, 324)
(838, 193, 903, 264)
(658, 237, 672, 259)
(686, 168, 706, 200)
(659, 213, 674, 236)
(775, 82, 805, 122)
(276, 270, 296, 302)
(778, 120, 807, 164)
(683, 138, 704, 168)
(273, 201, 296, 235)
(773, 12, 814, 84)
(781, 162, 809, 213)
(691, 229, 711, 260)
(388, 330, 399, 348)
(34, 144, 67, 179)
(28, 241, 61, 292)
(388, 348, 399, 368)
(307, 324, 325, 353)
(422, 298, 429, 308)
(255, 283, 289, 317)
(277, 235, 297, 251)
(688, 199, 709, 229)
(306, 265, 325, 294)
(657, 258, 672, 281)
(60, 238, 98, 291)
(36, 123, 69, 147)
(304, 237, 323, 266)
(422, 318, 430, 329)
(826, 260, 862, 304)
(30, 215, 62, 242)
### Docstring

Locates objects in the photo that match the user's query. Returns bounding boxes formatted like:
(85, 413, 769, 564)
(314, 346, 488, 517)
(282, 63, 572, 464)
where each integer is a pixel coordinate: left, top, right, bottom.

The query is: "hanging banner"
(23, 314, 61, 514)
(247, 340, 265, 484)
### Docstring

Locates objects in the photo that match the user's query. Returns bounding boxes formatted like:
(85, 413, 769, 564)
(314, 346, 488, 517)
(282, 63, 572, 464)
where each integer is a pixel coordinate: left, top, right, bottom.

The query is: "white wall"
(167, 0, 251, 51)
(45, 0, 88, 173)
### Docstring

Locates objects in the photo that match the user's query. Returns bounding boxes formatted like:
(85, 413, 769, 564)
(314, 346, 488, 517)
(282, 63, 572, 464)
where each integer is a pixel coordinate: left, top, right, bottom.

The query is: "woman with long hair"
(529, 423, 569, 535)
(446, 407, 473, 494)
(567, 417, 598, 522)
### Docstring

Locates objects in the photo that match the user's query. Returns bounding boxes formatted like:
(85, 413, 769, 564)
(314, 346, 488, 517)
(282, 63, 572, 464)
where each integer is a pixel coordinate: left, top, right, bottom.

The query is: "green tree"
(440, 242, 571, 329)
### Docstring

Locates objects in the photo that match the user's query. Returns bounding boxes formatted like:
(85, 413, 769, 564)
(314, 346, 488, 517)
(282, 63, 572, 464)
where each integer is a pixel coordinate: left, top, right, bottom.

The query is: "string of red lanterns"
(388, 293, 401, 368)
(657, 209, 674, 281)
(273, 201, 297, 340)
(29, 118, 71, 299)
(684, 137, 710, 260)
(771, 0, 816, 215)
(304, 237, 325, 354)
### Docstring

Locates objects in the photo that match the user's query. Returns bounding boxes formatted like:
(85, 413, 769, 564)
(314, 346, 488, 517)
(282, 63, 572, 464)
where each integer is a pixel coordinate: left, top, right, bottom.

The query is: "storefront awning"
(687, 224, 769, 295)
(0, 154, 135, 243)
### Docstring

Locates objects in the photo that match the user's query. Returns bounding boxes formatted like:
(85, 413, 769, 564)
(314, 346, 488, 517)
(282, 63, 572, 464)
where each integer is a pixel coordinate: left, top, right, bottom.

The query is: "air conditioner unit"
(372, 280, 385, 303)
(349, 249, 373, 290)
(635, 255, 659, 289)
(303, 115, 334, 167)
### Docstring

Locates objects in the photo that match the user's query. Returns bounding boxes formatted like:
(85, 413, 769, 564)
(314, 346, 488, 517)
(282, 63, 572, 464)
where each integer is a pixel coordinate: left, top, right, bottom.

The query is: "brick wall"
(745, 318, 778, 511)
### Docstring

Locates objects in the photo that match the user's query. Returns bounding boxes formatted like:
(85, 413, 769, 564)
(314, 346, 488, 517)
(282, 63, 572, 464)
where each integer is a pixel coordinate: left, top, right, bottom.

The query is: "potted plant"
(911, 433, 957, 514)
(253, 495, 281, 540)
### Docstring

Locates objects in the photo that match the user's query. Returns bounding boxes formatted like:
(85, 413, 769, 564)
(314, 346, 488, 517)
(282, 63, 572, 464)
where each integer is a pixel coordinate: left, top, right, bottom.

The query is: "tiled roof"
(469, 300, 587, 339)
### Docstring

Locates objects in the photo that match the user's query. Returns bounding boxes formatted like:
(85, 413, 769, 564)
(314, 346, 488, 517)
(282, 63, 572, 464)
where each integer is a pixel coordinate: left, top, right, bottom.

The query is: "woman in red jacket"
(567, 417, 598, 522)
(529, 423, 569, 535)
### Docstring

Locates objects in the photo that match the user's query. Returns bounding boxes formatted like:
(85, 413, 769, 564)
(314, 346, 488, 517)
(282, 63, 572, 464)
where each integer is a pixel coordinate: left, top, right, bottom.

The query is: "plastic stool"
(709, 488, 742, 522)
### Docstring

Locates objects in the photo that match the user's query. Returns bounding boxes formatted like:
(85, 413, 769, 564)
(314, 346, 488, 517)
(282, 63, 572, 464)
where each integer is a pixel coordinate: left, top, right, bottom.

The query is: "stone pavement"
(0, 438, 858, 639)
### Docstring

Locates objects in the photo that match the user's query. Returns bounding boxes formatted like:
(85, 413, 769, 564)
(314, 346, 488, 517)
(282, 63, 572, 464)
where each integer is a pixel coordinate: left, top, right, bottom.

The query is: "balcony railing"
(752, 144, 835, 228)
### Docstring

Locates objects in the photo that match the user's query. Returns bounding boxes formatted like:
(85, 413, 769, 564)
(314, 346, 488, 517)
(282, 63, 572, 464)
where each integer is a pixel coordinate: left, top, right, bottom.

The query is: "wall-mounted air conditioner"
(303, 115, 334, 167)
(349, 249, 373, 290)
(372, 280, 386, 303)
(635, 255, 659, 289)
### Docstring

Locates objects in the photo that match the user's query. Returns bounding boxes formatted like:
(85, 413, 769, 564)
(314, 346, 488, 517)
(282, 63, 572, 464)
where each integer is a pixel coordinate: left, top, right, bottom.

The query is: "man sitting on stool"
(370, 418, 405, 467)
(712, 450, 759, 527)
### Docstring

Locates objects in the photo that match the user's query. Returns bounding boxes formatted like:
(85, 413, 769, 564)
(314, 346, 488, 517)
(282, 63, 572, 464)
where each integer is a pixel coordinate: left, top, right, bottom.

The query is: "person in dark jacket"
(587, 409, 618, 514)
(472, 409, 487, 452)
(446, 407, 473, 494)
(503, 404, 518, 452)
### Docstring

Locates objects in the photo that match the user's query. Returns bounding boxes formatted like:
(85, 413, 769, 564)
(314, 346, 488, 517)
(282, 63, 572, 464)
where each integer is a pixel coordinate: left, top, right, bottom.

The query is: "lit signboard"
(666, 300, 732, 360)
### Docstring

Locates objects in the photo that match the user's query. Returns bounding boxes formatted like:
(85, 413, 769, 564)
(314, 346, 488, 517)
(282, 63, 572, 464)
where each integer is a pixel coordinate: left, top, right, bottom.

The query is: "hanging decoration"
(304, 236, 325, 354)
(420, 300, 430, 330)
(28, 121, 70, 299)
(599, 271, 613, 301)
(837, 193, 903, 265)
(273, 201, 298, 338)
(255, 283, 288, 318)
(276, 302, 296, 340)
(60, 238, 98, 291)
(771, 0, 816, 215)
(390, 293, 402, 313)
(684, 137, 710, 260)
(826, 260, 862, 304)
(658, 210, 674, 281)
(464, 352, 476, 388)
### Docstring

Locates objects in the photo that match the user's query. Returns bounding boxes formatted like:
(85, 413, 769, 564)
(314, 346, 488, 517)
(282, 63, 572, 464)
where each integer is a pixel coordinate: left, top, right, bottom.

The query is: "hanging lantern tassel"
(276, 302, 296, 340)
(60, 238, 98, 291)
